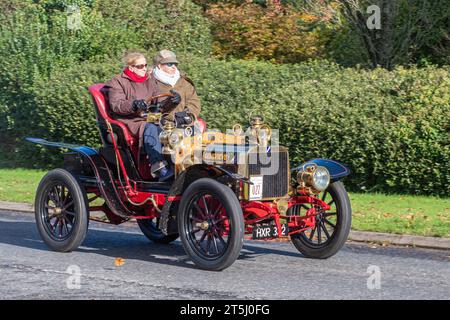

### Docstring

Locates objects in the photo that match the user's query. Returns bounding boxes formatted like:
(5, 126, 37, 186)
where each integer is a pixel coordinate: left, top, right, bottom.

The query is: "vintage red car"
(27, 84, 352, 271)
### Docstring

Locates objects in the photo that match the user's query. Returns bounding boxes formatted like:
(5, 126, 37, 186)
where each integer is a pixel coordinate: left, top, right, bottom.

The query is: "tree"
(205, 0, 335, 63)
(336, 0, 449, 69)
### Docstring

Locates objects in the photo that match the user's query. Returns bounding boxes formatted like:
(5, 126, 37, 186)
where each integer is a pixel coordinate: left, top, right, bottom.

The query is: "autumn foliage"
(205, 0, 335, 63)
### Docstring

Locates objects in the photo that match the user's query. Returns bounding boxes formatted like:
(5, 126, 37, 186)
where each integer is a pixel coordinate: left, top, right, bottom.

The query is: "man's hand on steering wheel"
(143, 91, 181, 114)
(169, 90, 181, 105)
(131, 99, 148, 113)
(159, 90, 181, 113)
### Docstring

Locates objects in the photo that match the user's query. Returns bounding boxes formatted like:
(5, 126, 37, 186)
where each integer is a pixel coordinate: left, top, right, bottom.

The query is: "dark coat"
(104, 72, 159, 147)
(155, 74, 201, 121)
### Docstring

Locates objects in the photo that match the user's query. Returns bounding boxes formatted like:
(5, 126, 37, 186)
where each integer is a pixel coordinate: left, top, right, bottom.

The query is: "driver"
(151, 50, 201, 126)
(104, 51, 180, 181)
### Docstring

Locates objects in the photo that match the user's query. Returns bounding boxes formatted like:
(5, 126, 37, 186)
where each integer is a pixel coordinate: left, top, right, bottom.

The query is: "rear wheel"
(35, 168, 89, 252)
(178, 178, 244, 271)
(290, 181, 351, 259)
(137, 218, 179, 244)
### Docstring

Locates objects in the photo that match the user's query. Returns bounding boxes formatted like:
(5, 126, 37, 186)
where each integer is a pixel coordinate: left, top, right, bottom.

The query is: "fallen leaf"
(114, 257, 125, 267)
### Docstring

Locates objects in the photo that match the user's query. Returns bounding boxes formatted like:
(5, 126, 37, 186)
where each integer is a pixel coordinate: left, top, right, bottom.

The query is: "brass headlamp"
(296, 164, 330, 194)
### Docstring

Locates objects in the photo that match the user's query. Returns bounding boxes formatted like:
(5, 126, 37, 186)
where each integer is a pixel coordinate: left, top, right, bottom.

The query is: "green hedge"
(187, 60, 449, 196)
(93, 0, 212, 57)
(1, 58, 448, 196)
(7, 62, 119, 167)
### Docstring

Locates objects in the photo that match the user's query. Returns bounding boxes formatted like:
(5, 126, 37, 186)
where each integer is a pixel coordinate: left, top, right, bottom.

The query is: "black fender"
(158, 164, 249, 235)
(26, 137, 133, 221)
(291, 158, 351, 182)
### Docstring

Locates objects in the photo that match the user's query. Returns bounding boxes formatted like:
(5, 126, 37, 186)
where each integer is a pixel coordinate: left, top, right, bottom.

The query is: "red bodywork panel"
(240, 197, 330, 239)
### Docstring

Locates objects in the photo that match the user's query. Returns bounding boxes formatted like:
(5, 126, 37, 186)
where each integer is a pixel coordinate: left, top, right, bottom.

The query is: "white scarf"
(153, 67, 180, 87)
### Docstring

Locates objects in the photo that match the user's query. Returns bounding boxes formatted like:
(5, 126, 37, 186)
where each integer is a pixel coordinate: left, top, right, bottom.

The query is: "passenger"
(104, 51, 180, 181)
(151, 50, 201, 125)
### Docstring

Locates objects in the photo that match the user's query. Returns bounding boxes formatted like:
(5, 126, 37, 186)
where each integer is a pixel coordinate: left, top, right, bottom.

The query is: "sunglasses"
(133, 64, 148, 69)
(163, 63, 177, 67)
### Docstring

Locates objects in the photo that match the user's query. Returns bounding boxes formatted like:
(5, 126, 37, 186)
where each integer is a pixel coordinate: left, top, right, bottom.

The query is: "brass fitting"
(160, 121, 176, 155)
(146, 112, 162, 124)
(249, 116, 271, 146)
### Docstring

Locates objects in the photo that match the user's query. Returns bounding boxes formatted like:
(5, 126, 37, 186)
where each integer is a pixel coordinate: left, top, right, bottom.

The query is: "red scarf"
(124, 68, 148, 83)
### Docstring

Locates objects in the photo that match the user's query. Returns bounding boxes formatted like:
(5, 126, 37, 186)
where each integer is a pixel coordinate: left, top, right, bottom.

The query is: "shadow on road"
(0, 218, 446, 269)
(0, 219, 307, 270)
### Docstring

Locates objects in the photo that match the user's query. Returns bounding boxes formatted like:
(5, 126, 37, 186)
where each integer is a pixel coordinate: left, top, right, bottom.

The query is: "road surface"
(0, 210, 448, 300)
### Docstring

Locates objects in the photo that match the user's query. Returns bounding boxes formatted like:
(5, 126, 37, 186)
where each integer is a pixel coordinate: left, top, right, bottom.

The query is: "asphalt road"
(0, 210, 448, 300)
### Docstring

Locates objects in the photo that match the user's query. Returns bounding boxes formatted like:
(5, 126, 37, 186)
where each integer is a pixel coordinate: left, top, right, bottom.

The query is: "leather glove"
(147, 104, 160, 113)
(169, 90, 181, 106)
(174, 110, 193, 125)
(160, 90, 181, 113)
(131, 99, 148, 112)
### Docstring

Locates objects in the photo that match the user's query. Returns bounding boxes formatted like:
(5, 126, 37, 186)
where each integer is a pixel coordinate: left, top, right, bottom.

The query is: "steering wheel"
(144, 93, 173, 105)
(138, 93, 175, 118)
(146, 92, 180, 114)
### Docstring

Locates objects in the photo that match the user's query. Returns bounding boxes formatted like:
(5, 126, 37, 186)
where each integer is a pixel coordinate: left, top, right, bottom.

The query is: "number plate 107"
(249, 176, 263, 200)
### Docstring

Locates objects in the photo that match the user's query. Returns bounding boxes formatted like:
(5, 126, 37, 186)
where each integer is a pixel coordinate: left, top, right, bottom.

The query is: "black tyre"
(290, 181, 351, 259)
(35, 168, 89, 252)
(137, 218, 179, 244)
(178, 178, 244, 271)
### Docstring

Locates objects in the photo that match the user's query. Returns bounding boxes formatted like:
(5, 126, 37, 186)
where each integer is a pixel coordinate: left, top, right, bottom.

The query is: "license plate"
(249, 175, 263, 200)
(252, 224, 289, 239)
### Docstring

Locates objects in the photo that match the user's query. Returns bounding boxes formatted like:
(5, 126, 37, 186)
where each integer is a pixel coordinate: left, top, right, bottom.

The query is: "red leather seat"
(197, 117, 206, 133)
(88, 83, 137, 146)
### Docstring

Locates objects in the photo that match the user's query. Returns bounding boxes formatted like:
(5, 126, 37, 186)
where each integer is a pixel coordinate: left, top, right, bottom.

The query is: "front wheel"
(290, 181, 352, 259)
(178, 178, 244, 271)
(35, 168, 89, 252)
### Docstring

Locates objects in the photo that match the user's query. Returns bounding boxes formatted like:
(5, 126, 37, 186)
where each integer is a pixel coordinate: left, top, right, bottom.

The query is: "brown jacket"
(104, 72, 159, 147)
(155, 73, 201, 121)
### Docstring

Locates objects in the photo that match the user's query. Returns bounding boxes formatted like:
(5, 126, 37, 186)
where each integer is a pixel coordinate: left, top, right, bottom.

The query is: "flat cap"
(153, 49, 179, 65)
